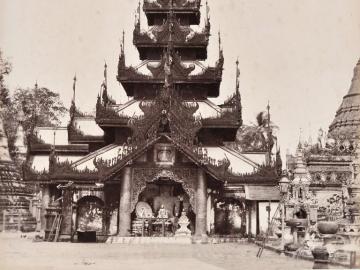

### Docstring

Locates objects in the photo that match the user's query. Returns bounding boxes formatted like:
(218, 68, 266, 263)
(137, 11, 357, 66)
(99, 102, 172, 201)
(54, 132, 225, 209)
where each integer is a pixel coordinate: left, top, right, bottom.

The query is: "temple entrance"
(132, 179, 194, 237)
(215, 198, 246, 236)
(76, 196, 104, 242)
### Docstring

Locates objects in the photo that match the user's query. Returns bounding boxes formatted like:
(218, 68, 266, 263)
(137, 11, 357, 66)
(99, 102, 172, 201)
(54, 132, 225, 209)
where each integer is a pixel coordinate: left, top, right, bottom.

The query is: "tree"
(11, 85, 67, 146)
(236, 111, 279, 153)
(0, 49, 15, 150)
(1, 49, 67, 159)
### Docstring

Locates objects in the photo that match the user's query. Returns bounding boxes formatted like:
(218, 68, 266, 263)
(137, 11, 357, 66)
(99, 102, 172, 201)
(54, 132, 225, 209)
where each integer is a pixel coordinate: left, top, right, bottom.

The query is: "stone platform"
(106, 236, 248, 245)
(106, 236, 192, 244)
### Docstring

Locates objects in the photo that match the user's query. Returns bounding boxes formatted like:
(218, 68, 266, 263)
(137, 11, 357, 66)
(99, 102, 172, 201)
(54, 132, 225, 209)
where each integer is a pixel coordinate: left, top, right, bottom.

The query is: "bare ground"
(0, 233, 328, 270)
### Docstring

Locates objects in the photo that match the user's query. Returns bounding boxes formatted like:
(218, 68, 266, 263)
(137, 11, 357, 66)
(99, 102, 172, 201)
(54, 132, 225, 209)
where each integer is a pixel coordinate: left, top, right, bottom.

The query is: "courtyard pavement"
(0, 233, 344, 270)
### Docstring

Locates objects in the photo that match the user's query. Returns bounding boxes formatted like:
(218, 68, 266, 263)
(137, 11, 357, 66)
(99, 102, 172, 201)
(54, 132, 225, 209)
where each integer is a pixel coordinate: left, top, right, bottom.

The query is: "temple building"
(24, 0, 281, 242)
(287, 58, 360, 222)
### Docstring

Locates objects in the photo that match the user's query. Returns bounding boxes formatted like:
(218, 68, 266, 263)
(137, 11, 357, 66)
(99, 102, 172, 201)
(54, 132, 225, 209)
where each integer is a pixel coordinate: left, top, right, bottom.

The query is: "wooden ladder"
(47, 214, 62, 242)
(257, 203, 281, 258)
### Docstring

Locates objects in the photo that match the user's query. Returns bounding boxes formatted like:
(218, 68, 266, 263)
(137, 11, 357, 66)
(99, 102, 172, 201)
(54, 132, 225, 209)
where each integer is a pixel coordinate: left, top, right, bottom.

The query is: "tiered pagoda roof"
(134, 10, 210, 60)
(117, 47, 223, 98)
(329, 58, 360, 140)
(143, 0, 201, 26)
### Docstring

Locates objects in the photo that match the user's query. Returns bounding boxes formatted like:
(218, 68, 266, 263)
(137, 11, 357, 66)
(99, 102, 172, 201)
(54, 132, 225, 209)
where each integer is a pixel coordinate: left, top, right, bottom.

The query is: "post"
(194, 168, 207, 242)
(280, 201, 285, 254)
(41, 185, 50, 231)
(3, 211, 6, 232)
(17, 213, 21, 231)
(247, 201, 252, 241)
(118, 167, 132, 236)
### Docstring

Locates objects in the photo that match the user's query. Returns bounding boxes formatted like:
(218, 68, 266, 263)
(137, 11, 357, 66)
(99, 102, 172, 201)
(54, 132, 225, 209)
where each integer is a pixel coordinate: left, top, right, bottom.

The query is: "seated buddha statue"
(153, 185, 180, 219)
(157, 205, 169, 219)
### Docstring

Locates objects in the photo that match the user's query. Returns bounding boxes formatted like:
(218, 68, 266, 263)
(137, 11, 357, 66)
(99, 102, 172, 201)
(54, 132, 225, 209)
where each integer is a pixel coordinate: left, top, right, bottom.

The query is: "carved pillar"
(118, 167, 132, 236)
(60, 188, 73, 237)
(41, 185, 50, 231)
(195, 168, 207, 240)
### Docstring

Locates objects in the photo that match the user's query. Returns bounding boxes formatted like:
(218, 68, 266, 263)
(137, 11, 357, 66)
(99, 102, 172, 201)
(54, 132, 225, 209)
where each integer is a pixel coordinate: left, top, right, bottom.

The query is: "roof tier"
(117, 49, 223, 98)
(134, 17, 210, 60)
(143, 0, 201, 26)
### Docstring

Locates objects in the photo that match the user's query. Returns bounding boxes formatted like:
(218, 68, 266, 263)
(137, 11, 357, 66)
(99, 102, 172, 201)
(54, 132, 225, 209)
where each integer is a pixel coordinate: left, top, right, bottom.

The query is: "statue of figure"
(153, 185, 180, 218)
(157, 205, 168, 219)
(317, 128, 326, 149)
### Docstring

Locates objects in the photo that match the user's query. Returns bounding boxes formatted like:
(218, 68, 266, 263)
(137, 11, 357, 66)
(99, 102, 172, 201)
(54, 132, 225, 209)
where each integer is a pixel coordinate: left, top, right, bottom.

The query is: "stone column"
(41, 185, 50, 231)
(195, 168, 207, 241)
(118, 167, 132, 236)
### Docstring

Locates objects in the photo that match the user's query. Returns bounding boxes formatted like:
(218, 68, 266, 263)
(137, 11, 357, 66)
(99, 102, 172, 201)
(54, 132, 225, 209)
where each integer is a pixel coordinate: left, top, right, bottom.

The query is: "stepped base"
(106, 236, 192, 244)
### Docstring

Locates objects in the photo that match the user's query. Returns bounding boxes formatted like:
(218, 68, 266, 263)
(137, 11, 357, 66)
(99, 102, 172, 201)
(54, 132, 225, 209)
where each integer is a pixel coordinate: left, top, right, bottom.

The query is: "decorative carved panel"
(154, 144, 175, 165)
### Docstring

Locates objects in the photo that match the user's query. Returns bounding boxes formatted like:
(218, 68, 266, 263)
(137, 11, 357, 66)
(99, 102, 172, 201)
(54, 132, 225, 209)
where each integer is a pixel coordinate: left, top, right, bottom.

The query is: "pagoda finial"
(70, 74, 77, 119)
(72, 74, 77, 103)
(101, 61, 109, 106)
(104, 61, 108, 86)
(135, 3, 140, 29)
(298, 128, 303, 148)
(235, 58, 242, 125)
(267, 100, 271, 129)
(205, 0, 210, 22)
(121, 30, 125, 55)
(35, 81, 38, 90)
(218, 30, 223, 59)
(235, 58, 240, 92)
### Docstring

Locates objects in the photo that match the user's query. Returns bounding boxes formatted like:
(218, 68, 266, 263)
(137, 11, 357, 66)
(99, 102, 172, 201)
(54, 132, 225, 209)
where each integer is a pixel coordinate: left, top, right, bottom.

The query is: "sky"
(0, 0, 360, 155)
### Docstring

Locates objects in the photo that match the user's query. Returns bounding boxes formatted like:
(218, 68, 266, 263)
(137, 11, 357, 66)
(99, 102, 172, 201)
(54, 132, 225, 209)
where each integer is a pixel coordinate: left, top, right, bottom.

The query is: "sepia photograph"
(0, 0, 359, 269)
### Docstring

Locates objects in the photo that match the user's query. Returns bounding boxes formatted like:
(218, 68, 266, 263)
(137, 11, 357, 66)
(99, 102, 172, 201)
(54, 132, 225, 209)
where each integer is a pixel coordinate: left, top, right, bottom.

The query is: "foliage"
(0, 49, 67, 155)
(0, 50, 16, 152)
(235, 111, 278, 152)
(11, 86, 67, 144)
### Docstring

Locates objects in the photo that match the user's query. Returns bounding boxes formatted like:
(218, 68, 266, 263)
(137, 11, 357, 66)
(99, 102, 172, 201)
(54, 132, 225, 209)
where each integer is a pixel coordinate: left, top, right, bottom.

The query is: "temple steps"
(105, 236, 248, 244)
(106, 236, 192, 244)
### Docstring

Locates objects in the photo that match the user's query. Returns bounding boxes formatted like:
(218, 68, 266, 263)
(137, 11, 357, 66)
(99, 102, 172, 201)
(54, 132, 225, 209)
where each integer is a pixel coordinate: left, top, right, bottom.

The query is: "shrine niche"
(76, 196, 104, 233)
(215, 198, 246, 235)
(131, 167, 197, 212)
(133, 180, 194, 236)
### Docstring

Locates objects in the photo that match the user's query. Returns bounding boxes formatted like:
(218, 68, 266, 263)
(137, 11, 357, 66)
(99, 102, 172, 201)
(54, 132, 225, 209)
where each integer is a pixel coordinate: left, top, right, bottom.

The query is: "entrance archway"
(76, 196, 104, 241)
(215, 198, 246, 235)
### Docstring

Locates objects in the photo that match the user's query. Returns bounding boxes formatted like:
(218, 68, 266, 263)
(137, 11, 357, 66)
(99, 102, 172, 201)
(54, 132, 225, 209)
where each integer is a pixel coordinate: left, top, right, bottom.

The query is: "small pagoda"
(0, 106, 37, 232)
(287, 58, 360, 224)
(25, 0, 280, 242)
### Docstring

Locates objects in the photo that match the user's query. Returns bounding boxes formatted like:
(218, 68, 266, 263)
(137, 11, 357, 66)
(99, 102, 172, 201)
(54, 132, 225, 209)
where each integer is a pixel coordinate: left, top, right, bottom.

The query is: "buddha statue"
(153, 185, 180, 219)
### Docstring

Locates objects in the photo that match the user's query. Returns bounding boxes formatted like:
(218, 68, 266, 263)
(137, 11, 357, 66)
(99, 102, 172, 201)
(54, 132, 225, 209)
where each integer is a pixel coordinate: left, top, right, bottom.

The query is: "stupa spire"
(13, 109, 27, 163)
(0, 105, 12, 162)
(329, 58, 360, 139)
